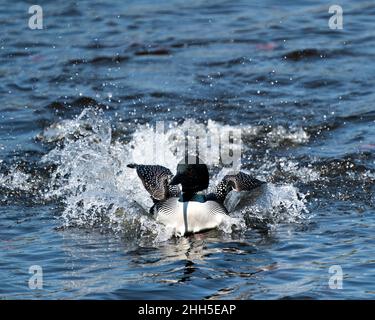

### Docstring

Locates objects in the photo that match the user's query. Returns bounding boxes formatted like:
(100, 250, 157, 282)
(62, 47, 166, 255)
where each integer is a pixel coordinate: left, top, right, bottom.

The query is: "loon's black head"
(170, 156, 209, 194)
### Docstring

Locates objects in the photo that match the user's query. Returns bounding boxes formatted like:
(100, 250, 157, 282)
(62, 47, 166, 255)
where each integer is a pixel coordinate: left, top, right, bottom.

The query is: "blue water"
(0, 0, 374, 299)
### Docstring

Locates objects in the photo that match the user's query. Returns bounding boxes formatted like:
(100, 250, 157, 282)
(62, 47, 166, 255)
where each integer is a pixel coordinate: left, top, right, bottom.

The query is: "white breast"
(154, 197, 228, 236)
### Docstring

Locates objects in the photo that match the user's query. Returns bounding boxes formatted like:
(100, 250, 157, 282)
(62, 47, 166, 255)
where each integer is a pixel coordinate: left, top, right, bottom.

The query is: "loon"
(127, 156, 265, 236)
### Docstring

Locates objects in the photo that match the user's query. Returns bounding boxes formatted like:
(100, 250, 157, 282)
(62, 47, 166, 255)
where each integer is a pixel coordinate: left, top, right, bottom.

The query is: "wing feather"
(127, 163, 180, 201)
(212, 171, 265, 204)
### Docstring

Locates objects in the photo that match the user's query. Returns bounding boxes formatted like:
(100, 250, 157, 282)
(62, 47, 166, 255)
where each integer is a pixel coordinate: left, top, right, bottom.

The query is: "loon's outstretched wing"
(210, 171, 265, 204)
(127, 163, 180, 201)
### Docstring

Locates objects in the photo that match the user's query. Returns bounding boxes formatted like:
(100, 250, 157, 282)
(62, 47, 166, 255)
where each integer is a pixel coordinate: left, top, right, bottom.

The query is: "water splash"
(0, 167, 33, 191)
(257, 157, 322, 183)
(38, 108, 309, 242)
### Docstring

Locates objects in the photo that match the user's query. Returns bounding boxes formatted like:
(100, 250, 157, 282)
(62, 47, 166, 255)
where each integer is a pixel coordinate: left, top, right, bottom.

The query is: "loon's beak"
(170, 173, 184, 185)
